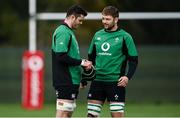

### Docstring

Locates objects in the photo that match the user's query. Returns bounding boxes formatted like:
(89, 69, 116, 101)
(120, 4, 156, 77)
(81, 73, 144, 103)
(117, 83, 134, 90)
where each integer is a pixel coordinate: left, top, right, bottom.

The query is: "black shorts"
(55, 85, 79, 100)
(87, 81, 125, 102)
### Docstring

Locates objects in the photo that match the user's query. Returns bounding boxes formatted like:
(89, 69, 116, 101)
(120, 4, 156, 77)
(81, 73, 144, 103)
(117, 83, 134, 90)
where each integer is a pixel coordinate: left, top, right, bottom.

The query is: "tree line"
(0, 0, 180, 47)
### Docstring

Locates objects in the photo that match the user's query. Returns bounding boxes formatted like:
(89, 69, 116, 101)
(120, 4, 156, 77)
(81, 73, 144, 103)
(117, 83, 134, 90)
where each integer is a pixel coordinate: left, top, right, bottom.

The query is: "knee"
(87, 103, 102, 117)
(56, 100, 76, 112)
(110, 102, 125, 113)
(87, 113, 97, 117)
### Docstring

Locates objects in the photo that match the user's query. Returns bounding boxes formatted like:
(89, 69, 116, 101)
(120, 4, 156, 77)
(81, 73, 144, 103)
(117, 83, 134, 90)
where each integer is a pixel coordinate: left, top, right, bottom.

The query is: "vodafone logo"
(28, 55, 43, 72)
(98, 42, 112, 56)
(101, 42, 110, 51)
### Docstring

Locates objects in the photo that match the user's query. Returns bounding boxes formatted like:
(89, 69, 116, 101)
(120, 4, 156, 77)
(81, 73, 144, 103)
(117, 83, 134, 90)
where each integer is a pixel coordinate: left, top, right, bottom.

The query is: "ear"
(114, 17, 119, 24)
(70, 15, 76, 20)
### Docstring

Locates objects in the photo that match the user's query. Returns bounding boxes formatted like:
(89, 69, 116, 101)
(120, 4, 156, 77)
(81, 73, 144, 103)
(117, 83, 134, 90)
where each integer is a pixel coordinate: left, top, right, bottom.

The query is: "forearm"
(56, 52, 82, 66)
(88, 45, 96, 65)
(126, 56, 138, 79)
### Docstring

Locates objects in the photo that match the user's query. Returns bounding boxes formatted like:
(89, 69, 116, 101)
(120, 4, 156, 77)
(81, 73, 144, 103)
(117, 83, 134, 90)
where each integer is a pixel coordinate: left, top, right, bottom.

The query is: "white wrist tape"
(81, 59, 86, 66)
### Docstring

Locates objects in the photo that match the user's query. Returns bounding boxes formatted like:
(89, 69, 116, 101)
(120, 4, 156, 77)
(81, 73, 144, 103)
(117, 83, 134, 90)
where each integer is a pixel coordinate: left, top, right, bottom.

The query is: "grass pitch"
(0, 102, 180, 117)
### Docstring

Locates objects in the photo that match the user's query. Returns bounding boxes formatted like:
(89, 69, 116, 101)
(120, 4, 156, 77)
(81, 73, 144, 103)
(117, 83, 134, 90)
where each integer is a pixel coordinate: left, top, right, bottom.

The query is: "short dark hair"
(102, 6, 119, 18)
(66, 5, 87, 18)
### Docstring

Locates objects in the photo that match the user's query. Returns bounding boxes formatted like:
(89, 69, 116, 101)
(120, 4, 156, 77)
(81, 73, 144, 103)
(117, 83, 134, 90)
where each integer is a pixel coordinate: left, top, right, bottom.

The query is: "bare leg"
(56, 99, 74, 118)
(56, 110, 73, 118)
(110, 102, 125, 118)
(111, 112, 124, 118)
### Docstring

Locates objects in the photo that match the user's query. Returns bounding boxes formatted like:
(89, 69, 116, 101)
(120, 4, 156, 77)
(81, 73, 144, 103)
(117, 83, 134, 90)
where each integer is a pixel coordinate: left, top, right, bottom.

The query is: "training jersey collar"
(62, 21, 73, 30)
(104, 26, 121, 33)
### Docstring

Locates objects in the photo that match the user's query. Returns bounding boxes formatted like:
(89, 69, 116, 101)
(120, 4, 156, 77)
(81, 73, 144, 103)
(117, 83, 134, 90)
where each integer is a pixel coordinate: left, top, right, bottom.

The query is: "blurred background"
(0, 0, 180, 117)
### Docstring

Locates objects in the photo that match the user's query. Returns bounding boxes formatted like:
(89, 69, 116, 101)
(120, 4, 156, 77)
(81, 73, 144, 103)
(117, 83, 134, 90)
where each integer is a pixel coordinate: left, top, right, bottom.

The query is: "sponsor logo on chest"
(97, 37, 120, 56)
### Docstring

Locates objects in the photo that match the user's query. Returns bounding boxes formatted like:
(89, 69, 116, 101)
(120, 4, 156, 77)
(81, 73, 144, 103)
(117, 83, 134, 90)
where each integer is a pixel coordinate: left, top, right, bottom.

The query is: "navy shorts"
(87, 81, 125, 102)
(55, 85, 79, 100)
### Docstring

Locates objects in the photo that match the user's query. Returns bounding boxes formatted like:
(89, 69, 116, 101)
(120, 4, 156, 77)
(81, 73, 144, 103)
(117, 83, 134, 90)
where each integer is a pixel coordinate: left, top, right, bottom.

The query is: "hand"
(81, 59, 92, 70)
(117, 76, 129, 87)
(79, 79, 87, 89)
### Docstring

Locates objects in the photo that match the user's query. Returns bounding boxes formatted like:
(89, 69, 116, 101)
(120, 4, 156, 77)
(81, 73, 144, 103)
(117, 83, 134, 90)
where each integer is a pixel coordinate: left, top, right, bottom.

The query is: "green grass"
(0, 102, 180, 117)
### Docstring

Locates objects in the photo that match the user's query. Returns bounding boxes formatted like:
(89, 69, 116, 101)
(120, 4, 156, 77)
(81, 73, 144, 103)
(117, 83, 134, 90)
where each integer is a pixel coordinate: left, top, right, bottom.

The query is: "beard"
(72, 24, 79, 30)
(106, 24, 115, 31)
(104, 23, 115, 31)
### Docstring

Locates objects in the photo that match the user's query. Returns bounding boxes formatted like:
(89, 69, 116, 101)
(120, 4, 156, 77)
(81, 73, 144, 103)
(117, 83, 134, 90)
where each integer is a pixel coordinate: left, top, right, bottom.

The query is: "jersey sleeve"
(88, 36, 95, 55)
(124, 34, 138, 56)
(88, 36, 96, 65)
(124, 33, 138, 79)
(53, 31, 70, 53)
(52, 31, 82, 66)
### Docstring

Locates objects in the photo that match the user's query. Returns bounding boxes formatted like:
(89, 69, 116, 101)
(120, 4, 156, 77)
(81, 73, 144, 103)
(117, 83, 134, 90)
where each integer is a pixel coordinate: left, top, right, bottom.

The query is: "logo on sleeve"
(97, 37, 101, 40)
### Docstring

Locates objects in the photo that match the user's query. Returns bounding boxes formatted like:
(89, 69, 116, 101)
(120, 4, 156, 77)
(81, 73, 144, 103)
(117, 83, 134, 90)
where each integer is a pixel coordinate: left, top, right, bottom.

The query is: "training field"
(0, 46, 180, 117)
(0, 102, 180, 117)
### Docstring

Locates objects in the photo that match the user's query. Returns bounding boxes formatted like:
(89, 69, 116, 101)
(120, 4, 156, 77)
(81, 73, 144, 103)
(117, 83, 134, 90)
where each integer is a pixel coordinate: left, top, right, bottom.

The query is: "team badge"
(114, 94, 119, 100)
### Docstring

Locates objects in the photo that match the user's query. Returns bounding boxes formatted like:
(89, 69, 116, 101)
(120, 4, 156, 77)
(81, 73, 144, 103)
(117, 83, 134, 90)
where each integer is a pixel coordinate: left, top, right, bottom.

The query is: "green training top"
(88, 28, 138, 82)
(52, 24, 81, 86)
